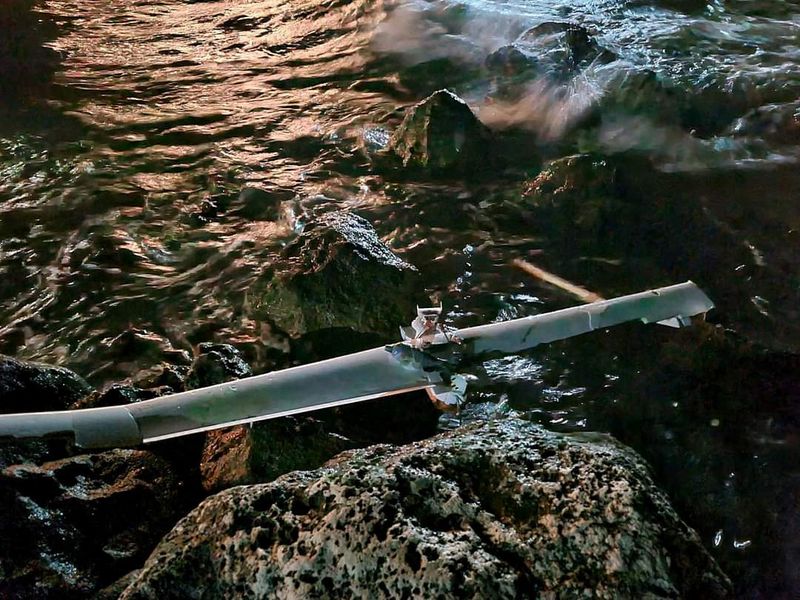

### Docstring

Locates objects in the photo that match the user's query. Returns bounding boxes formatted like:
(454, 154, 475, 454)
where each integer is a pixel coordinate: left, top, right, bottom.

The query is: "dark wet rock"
(485, 45, 539, 77)
(517, 154, 627, 255)
(0, 354, 92, 414)
(94, 569, 141, 600)
(131, 363, 190, 393)
(121, 419, 732, 599)
(185, 343, 252, 390)
(514, 153, 800, 352)
(0, 0, 60, 101)
(247, 211, 422, 337)
(387, 90, 500, 176)
(0, 449, 188, 599)
(729, 101, 800, 146)
(0, 355, 90, 468)
(517, 22, 614, 78)
(553, 322, 800, 598)
(72, 383, 167, 411)
(200, 417, 356, 492)
(233, 186, 289, 221)
(88, 328, 192, 384)
(321, 389, 442, 447)
(589, 65, 682, 128)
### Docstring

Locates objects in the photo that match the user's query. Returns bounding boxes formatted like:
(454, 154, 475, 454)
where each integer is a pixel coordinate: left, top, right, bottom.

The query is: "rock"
(320, 389, 442, 446)
(387, 90, 499, 176)
(0, 0, 60, 101)
(485, 45, 539, 78)
(131, 364, 190, 393)
(121, 419, 731, 599)
(247, 211, 422, 337)
(200, 417, 356, 493)
(595, 65, 681, 125)
(0, 449, 189, 599)
(72, 383, 167, 411)
(515, 152, 800, 351)
(516, 154, 627, 256)
(729, 100, 800, 146)
(94, 570, 141, 600)
(0, 354, 92, 414)
(88, 328, 192, 384)
(185, 343, 252, 390)
(232, 186, 290, 221)
(0, 356, 92, 468)
(517, 22, 613, 78)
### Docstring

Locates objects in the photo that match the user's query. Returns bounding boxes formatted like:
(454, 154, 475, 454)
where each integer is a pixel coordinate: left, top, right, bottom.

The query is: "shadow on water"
(1, 0, 800, 595)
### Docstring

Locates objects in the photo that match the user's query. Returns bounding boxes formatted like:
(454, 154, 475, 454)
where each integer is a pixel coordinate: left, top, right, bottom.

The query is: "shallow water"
(1, 0, 800, 595)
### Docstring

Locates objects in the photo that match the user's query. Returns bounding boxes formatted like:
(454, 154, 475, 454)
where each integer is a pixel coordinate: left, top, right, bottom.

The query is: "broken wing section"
(455, 281, 713, 355)
(0, 347, 436, 448)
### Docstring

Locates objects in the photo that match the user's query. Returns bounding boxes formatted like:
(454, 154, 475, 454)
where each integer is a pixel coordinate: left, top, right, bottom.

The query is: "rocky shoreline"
(1, 84, 799, 597)
(0, 343, 735, 598)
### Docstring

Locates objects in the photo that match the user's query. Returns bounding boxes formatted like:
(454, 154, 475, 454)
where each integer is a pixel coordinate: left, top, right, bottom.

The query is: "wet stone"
(247, 211, 422, 338)
(200, 416, 356, 493)
(0, 354, 92, 414)
(185, 343, 252, 390)
(485, 45, 539, 78)
(87, 328, 192, 384)
(121, 419, 732, 599)
(71, 383, 166, 410)
(387, 89, 500, 176)
(0, 449, 188, 599)
(517, 22, 614, 78)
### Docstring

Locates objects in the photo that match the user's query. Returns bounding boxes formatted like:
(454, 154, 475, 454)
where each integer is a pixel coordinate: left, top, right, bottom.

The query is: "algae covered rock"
(247, 211, 421, 337)
(0, 449, 188, 599)
(121, 419, 731, 599)
(388, 89, 499, 175)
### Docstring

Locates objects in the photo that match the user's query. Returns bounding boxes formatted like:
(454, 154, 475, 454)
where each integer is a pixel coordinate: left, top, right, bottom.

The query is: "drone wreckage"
(0, 281, 713, 449)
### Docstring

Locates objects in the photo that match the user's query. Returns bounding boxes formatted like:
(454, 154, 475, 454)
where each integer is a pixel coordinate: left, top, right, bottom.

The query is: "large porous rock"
(0, 449, 189, 599)
(120, 419, 731, 599)
(247, 211, 422, 337)
(387, 90, 499, 176)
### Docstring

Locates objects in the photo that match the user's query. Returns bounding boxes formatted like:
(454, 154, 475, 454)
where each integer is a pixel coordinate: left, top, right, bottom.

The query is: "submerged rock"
(387, 90, 499, 175)
(121, 419, 731, 599)
(247, 211, 422, 337)
(0, 449, 188, 599)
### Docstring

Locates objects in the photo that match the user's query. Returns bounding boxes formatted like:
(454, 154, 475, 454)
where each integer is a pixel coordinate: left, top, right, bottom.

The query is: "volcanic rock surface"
(120, 419, 732, 599)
